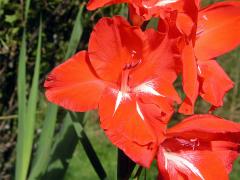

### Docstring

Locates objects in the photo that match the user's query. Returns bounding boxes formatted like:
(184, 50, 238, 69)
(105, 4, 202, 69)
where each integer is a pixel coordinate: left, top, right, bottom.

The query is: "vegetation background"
(0, 0, 239, 179)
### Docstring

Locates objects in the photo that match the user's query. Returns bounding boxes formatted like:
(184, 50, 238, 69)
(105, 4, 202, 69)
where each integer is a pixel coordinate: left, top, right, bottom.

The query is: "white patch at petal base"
(134, 82, 166, 97)
(164, 152, 205, 180)
(136, 102, 145, 120)
(114, 91, 130, 114)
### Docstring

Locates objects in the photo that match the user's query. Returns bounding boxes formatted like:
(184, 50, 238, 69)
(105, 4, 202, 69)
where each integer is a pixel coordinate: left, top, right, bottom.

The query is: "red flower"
(44, 16, 181, 167)
(171, 1, 240, 114)
(87, 0, 198, 26)
(157, 115, 240, 179)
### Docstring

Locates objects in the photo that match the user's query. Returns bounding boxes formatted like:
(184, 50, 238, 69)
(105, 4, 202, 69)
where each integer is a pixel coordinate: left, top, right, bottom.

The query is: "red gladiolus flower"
(44, 16, 181, 167)
(87, 0, 198, 26)
(157, 115, 240, 179)
(172, 1, 240, 114)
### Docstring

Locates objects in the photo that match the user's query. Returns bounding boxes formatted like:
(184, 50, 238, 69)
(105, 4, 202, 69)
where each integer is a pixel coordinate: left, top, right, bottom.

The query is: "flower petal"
(178, 42, 199, 115)
(167, 114, 240, 142)
(195, 1, 240, 60)
(211, 141, 239, 174)
(198, 60, 234, 107)
(98, 87, 157, 167)
(87, 0, 128, 10)
(88, 16, 145, 83)
(134, 77, 181, 126)
(44, 51, 106, 111)
(129, 29, 179, 87)
(158, 147, 229, 180)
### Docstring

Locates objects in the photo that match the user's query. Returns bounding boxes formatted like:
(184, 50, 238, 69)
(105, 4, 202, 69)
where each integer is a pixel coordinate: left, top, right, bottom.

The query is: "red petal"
(178, 42, 199, 115)
(44, 51, 106, 111)
(167, 114, 240, 142)
(88, 16, 145, 83)
(87, 0, 128, 10)
(129, 4, 145, 26)
(195, 1, 240, 60)
(98, 87, 157, 167)
(176, 13, 194, 36)
(129, 29, 179, 87)
(211, 141, 239, 174)
(157, 148, 229, 180)
(198, 60, 234, 107)
(134, 77, 181, 126)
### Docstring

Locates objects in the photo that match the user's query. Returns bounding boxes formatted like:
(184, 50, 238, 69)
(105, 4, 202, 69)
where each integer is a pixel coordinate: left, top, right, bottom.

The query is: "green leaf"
(70, 112, 107, 179)
(28, 104, 58, 180)
(43, 113, 79, 180)
(16, 18, 43, 180)
(24, 0, 31, 22)
(25, 16, 42, 160)
(15, 29, 27, 180)
(28, 5, 85, 179)
(65, 3, 84, 59)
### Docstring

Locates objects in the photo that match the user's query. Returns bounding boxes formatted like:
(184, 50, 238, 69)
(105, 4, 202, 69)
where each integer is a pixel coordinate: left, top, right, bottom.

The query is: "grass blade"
(15, 29, 27, 180)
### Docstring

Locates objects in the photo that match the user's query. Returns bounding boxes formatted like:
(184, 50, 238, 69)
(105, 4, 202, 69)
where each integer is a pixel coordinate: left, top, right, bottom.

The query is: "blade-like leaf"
(15, 29, 27, 180)
(25, 16, 43, 167)
(28, 5, 85, 179)
(24, 0, 31, 23)
(65, 3, 84, 59)
(28, 104, 58, 180)
(43, 113, 79, 180)
(70, 112, 107, 179)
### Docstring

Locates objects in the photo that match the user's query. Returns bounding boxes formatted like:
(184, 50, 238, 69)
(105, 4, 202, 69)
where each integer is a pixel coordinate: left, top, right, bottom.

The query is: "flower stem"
(117, 149, 136, 180)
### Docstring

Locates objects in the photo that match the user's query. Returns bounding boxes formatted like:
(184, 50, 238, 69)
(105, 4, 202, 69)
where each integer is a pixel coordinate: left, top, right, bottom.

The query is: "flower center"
(120, 51, 142, 93)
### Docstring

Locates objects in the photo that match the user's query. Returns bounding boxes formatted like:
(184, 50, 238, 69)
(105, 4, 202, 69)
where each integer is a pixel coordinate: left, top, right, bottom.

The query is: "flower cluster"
(44, 0, 240, 179)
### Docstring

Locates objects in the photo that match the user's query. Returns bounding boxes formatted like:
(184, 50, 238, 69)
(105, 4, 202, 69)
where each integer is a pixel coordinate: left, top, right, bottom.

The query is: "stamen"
(120, 70, 130, 92)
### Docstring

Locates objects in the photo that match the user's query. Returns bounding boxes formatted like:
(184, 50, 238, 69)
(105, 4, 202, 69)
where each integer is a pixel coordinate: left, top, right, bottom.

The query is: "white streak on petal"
(155, 0, 178, 6)
(134, 82, 166, 97)
(203, 15, 208, 20)
(136, 102, 144, 120)
(143, 0, 178, 8)
(164, 152, 205, 180)
(114, 91, 131, 114)
(114, 91, 123, 114)
(197, 65, 202, 75)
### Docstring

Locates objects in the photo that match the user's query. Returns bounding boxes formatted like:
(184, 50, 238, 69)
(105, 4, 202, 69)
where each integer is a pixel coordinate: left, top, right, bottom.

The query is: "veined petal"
(157, 148, 229, 180)
(44, 51, 106, 111)
(98, 87, 157, 167)
(134, 77, 181, 126)
(167, 114, 240, 142)
(88, 16, 145, 83)
(198, 60, 234, 107)
(195, 1, 240, 60)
